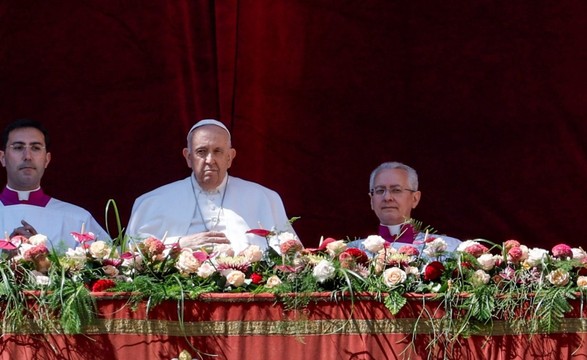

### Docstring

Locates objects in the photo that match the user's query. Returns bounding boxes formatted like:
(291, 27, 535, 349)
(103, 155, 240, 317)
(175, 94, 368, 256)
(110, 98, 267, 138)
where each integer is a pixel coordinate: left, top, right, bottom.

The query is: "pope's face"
(0, 127, 51, 190)
(183, 125, 236, 191)
(370, 168, 421, 225)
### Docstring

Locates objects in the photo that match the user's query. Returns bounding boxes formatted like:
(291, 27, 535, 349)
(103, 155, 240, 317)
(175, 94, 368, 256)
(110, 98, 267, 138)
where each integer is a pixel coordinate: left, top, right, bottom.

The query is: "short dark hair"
(1, 118, 51, 151)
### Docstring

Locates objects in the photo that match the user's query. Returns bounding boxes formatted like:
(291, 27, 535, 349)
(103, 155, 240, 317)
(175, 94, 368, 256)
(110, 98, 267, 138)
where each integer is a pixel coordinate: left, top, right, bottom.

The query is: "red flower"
(341, 248, 369, 264)
(246, 229, 273, 237)
(250, 273, 263, 284)
(91, 279, 116, 292)
(423, 261, 445, 281)
(452, 261, 472, 277)
(338, 248, 369, 269)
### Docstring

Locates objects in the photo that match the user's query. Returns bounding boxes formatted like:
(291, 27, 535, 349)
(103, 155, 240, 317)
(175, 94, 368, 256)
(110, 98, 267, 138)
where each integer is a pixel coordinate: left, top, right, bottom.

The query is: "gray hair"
(369, 162, 419, 191)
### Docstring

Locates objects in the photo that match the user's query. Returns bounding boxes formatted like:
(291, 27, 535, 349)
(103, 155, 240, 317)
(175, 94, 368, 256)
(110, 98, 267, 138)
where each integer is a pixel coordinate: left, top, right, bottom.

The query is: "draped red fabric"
(1, 2, 587, 247)
(1, 294, 586, 359)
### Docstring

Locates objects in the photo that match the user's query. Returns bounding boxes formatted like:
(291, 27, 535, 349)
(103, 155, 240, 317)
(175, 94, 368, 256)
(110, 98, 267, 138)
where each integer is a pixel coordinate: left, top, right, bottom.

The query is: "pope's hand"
(178, 231, 231, 249)
(10, 220, 38, 238)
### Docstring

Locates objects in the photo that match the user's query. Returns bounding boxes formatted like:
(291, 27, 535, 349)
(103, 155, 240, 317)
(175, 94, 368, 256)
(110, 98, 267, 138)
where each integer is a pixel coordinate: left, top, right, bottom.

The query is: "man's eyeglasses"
(369, 187, 416, 197)
(7, 143, 46, 153)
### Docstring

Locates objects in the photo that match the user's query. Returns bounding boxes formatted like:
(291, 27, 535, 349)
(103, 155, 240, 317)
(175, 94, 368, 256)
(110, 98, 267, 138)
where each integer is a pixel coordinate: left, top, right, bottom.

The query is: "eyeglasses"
(7, 143, 46, 153)
(369, 186, 416, 197)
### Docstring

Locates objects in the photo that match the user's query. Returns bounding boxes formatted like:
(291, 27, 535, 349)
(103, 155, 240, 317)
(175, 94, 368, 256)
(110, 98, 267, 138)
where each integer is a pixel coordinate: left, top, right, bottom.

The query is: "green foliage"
(384, 290, 407, 315)
(532, 286, 574, 333)
(461, 285, 497, 323)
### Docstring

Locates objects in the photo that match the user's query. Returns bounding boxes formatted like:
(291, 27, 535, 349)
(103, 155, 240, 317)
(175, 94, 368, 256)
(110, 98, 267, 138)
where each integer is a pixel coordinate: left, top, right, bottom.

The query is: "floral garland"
(1, 222, 587, 339)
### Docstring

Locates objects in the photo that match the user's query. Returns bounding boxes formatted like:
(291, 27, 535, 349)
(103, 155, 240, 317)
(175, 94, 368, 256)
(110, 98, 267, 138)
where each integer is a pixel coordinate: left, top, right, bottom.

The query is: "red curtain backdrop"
(1, 1, 587, 247)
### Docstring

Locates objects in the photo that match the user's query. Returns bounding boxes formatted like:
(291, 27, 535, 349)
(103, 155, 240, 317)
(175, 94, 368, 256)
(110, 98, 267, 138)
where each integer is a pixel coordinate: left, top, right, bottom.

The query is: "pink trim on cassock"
(378, 223, 416, 243)
(0, 187, 51, 207)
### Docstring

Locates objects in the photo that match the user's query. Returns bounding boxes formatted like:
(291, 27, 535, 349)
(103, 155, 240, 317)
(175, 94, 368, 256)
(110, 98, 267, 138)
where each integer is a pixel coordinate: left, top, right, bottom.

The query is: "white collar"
(7, 185, 41, 201)
(381, 221, 411, 236)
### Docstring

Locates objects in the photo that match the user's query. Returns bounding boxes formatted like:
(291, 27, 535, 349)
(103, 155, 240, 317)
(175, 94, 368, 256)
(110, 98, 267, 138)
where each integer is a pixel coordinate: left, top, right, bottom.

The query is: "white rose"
(175, 249, 201, 275)
(213, 244, 235, 257)
(526, 248, 549, 267)
(477, 253, 496, 271)
(266, 275, 283, 289)
(90, 241, 111, 259)
(577, 276, 587, 288)
(29, 234, 48, 246)
(382, 267, 407, 287)
(470, 269, 490, 287)
(518, 245, 529, 261)
(277, 232, 298, 243)
(546, 269, 570, 286)
(197, 262, 216, 278)
(423, 238, 448, 257)
(326, 240, 347, 256)
(404, 266, 420, 278)
(363, 235, 386, 253)
(313, 260, 336, 283)
(66, 246, 87, 260)
(572, 248, 587, 261)
(224, 269, 246, 287)
(240, 245, 263, 263)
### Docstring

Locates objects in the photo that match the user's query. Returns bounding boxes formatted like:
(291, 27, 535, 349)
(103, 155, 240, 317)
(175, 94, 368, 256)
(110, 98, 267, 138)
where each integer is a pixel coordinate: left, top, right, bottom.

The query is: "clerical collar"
(191, 174, 228, 195)
(0, 186, 51, 207)
(383, 223, 403, 236)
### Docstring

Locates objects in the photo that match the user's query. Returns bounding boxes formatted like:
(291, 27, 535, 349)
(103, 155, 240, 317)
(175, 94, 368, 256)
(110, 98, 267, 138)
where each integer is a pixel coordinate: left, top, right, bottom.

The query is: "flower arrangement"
(1, 218, 587, 344)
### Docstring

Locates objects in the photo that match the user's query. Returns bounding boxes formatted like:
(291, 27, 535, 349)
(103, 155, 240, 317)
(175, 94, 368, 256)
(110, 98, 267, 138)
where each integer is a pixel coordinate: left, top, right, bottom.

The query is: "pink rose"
(552, 244, 573, 259)
(508, 246, 524, 263)
(398, 245, 419, 256)
(23, 244, 49, 261)
(464, 244, 489, 257)
(280, 239, 304, 255)
(144, 237, 165, 255)
(503, 239, 521, 251)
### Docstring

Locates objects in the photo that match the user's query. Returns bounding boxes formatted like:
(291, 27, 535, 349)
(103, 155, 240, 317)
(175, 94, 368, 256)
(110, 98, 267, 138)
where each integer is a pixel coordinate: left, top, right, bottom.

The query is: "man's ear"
(182, 148, 192, 169)
(227, 148, 236, 168)
(412, 191, 421, 209)
(0, 151, 5, 167)
(45, 152, 51, 168)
